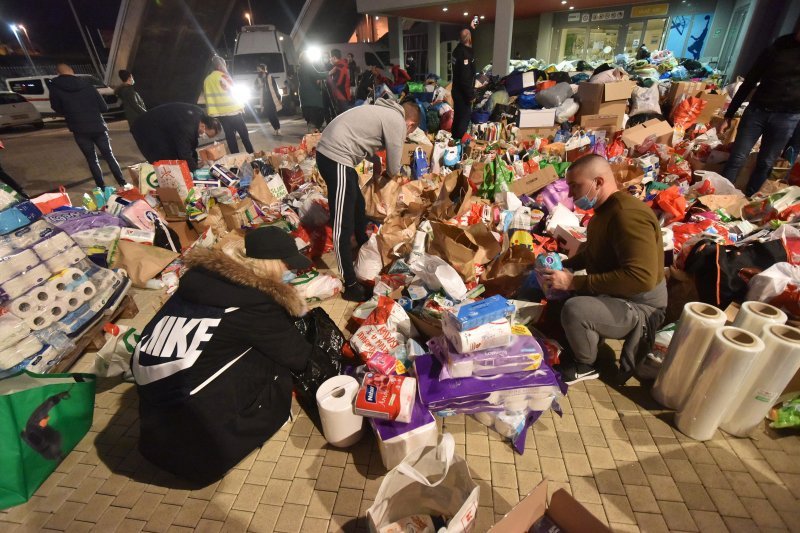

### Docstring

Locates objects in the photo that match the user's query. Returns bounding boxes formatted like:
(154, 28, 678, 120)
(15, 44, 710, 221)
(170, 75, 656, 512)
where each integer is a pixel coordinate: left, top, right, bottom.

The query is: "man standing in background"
(49, 63, 126, 188)
(451, 21, 477, 140)
(203, 56, 254, 155)
(115, 69, 147, 130)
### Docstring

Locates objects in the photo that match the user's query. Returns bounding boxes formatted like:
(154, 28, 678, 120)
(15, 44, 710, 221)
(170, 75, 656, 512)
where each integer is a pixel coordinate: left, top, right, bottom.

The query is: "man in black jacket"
(721, 28, 800, 195)
(131, 103, 220, 172)
(49, 64, 126, 187)
(451, 23, 477, 140)
(115, 69, 147, 129)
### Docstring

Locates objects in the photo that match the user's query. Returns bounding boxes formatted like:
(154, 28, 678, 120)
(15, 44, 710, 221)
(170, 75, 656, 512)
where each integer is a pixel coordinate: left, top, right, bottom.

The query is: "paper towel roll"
(316, 375, 364, 447)
(0, 335, 43, 370)
(0, 313, 31, 351)
(32, 231, 73, 261)
(44, 246, 85, 273)
(1, 264, 51, 301)
(720, 324, 800, 437)
(675, 327, 765, 441)
(26, 312, 54, 331)
(732, 301, 787, 336)
(652, 302, 727, 410)
(0, 249, 39, 283)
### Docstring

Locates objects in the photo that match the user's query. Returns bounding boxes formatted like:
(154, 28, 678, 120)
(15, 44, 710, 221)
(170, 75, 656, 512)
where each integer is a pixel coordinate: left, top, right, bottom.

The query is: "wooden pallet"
(50, 294, 139, 374)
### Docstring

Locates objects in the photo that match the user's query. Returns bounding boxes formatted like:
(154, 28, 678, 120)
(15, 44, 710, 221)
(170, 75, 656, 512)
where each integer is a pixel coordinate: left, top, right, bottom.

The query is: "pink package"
(367, 352, 397, 375)
(121, 200, 159, 231)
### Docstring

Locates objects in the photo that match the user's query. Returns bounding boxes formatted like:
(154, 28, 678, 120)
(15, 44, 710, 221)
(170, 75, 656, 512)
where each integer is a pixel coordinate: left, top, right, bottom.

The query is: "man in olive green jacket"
(115, 69, 147, 130)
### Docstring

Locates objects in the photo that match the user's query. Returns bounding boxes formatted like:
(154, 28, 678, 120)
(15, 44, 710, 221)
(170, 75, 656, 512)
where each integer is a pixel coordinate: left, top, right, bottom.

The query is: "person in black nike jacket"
(132, 227, 312, 484)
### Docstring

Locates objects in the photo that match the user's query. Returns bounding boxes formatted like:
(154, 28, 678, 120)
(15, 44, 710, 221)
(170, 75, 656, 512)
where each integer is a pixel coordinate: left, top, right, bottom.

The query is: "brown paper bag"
(111, 240, 179, 288)
(363, 176, 402, 223)
(610, 163, 645, 188)
(248, 174, 278, 205)
(481, 245, 537, 298)
(376, 215, 417, 267)
(430, 172, 473, 221)
(428, 221, 501, 282)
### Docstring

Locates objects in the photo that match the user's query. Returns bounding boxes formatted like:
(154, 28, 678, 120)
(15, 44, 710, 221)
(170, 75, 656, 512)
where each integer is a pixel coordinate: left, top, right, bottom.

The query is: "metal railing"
(0, 64, 98, 80)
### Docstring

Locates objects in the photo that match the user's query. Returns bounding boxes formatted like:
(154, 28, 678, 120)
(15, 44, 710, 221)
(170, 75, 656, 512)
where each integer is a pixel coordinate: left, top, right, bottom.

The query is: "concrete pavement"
(0, 114, 310, 201)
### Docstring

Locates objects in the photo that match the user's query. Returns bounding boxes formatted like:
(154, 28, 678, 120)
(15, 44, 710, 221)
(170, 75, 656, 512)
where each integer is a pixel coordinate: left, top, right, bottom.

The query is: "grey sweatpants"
(561, 295, 639, 366)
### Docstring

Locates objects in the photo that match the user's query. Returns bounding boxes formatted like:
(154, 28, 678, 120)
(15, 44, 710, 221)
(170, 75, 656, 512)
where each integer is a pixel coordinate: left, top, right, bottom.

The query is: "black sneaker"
(560, 363, 599, 385)
(342, 282, 371, 302)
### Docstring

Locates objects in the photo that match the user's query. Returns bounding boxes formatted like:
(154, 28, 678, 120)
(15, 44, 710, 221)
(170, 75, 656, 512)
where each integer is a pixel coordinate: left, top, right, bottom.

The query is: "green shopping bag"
(0, 371, 96, 509)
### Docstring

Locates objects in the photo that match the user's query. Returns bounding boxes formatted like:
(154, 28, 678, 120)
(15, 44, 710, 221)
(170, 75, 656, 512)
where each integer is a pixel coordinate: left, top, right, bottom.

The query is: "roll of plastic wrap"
(675, 327, 765, 441)
(32, 231, 73, 261)
(26, 312, 54, 331)
(44, 245, 86, 273)
(652, 302, 727, 410)
(0, 335, 43, 370)
(0, 312, 31, 351)
(0, 249, 39, 283)
(732, 301, 787, 336)
(720, 325, 800, 437)
(0, 264, 51, 301)
(316, 375, 363, 447)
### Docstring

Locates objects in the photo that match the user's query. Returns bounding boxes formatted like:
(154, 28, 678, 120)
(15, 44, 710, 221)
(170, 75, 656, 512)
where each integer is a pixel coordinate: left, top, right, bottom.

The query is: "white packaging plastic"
(652, 302, 726, 410)
(676, 327, 764, 441)
(732, 301, 788, 336)
(443, 318, 512, 354)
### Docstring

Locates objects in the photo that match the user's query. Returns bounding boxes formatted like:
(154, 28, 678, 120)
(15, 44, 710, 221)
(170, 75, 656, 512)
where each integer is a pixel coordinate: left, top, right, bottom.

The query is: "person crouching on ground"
(315, 100, 420, 302)
(540, 155, 667, 385)
(132, 227, 312, 484)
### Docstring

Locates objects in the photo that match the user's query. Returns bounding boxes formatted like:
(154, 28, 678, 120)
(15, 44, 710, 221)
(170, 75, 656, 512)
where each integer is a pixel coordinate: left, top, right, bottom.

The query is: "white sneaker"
(275, 129, 281, 136)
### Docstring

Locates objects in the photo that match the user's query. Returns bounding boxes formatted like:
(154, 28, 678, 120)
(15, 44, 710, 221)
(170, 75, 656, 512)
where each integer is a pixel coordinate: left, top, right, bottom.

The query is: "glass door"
(559, 28, 588, 61)
(624, 22, 644, 55)
(587, 26, 619, 63)
(643, 18, 667, 50)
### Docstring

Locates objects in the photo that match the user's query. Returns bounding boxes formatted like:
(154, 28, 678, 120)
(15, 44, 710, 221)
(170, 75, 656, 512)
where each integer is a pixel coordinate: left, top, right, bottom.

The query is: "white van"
(231, 25, 297, 106)
(5, 74, 123, 117)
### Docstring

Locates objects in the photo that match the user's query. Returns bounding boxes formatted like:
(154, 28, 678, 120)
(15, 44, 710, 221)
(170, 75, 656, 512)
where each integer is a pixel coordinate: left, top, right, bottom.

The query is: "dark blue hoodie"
(48, 75, 108, 134)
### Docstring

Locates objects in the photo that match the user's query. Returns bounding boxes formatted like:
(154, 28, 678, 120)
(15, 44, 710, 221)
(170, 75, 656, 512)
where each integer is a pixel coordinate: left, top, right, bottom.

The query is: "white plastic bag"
(367, 434, 479, 533)
(690, 171, 744, 197)
(746, 263, 800, 303)
(290, 270, 343, 302)
(410, 254, 468, 301)
(555, 97, 579, 123)
(630, 85, 661, 116)
(94, 324, 140, 378)
(355, 234, 382, 282)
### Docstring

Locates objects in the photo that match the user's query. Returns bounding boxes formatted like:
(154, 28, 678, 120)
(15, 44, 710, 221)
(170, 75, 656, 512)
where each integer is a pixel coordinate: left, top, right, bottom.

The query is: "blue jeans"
(723, 106, 800, 196)
(73, 131, 126, 188)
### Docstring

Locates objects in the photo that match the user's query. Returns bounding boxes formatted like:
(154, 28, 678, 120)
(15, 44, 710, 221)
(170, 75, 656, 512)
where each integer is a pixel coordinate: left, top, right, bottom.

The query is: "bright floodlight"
(231, 83, 252, 104)
(307, 46, 322, 62)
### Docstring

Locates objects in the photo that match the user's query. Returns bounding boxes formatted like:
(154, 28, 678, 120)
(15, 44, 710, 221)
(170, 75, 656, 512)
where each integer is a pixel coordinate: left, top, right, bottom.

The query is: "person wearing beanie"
(115, 69, 147, 130)
(132, 227, 312, 484)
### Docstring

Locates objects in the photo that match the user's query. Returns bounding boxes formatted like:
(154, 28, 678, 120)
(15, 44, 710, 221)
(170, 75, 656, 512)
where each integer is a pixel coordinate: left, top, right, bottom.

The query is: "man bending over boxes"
(541, 155, 667, 385)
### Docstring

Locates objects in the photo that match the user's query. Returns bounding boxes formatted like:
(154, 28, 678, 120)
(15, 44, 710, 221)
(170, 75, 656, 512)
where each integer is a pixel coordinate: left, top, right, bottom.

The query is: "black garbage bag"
(292, 308, 346, 422)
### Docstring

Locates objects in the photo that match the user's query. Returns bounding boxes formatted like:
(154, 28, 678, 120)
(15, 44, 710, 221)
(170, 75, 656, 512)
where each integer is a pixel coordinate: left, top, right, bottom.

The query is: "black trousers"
(261, 92, 281, 131)
(303, 106, 325, 129)
(218, 113, 254, 154)
(316, 152, 368, 286)
(0, 162, 27, 198)
(451, 90, 472, 141)
(73, 131, 126, 187)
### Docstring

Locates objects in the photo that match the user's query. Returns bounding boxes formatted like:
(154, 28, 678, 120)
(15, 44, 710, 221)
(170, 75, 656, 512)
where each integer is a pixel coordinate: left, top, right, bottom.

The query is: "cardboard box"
(667, 81, 705, 105)
(622, 119, 673, 148)
(157, 187, 186, 220)
(401, 143, 433, 166)
(199, 142, 227, 163)
(577, 81, 635, 118)
(696, 92, 727, 125)
(711, 114, 740, 144)
(515, 127, 559, 141)
(510, 165, 559, 196)
(491, 480, 610, 532)
(166, 219, 200, 251)
(553, 225, 587, 257)
(519, 109, 556, 128)
(580, 113, 624, 133)
(219, 198, 257, 231)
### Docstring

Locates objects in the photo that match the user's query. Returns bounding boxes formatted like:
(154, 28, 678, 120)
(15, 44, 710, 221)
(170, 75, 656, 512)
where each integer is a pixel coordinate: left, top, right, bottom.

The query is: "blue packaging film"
(444, 294, 515, 332)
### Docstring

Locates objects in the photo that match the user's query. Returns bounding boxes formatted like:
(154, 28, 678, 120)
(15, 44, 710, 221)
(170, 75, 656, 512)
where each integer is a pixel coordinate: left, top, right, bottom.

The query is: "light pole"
(244, 12, 252, 26)
(10, 24, 37, 73)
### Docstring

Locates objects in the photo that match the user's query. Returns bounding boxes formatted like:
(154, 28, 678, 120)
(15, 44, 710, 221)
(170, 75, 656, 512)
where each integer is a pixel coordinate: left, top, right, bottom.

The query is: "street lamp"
(244, 12, 252, 26)
(10, 24, 37, 73)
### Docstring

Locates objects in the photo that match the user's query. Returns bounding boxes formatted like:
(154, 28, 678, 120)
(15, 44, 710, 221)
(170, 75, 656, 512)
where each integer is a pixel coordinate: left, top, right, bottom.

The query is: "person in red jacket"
(327, 49, 351, 114)
(390, 63, 411, 85)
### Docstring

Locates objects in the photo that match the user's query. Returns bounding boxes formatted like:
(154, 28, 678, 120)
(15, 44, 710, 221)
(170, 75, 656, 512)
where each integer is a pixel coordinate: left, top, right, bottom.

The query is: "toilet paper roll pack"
(0, 219, 53, 250)
(32, 231, 73, 261)
(732, 301, 787, 336)
(652, 302, 727, 410)
(26, 312, 55, 331)
(0, 263, 51, 301)
(0, 249, 39, 283)
(0, 312, 31, 351)
(675, 327, 765, 441)
(8, 286, 53, 319)
(720, 324, 800, 437)
(0, 334, 43, 370)
(316, 375, 364, 448)
(44, 245, 86, 273)
(47, 268, 89, 293)
(370, 398, 439, 470)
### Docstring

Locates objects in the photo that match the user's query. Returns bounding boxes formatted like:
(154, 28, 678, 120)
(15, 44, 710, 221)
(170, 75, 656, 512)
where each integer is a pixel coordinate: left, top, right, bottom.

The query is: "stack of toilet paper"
(7, 267, 97, 331)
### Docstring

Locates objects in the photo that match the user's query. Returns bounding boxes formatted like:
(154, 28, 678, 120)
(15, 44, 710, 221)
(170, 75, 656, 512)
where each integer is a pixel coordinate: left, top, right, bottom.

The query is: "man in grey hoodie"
(49, 64, 126, 187)
(316, 99, 420, 301)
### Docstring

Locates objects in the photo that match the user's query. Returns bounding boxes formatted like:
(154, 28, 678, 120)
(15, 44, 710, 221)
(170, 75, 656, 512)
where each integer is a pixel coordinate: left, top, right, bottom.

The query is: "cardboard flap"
(622, 119, 673, 148)
(490, 479, 548, 531)
(698, 194, 748, 217)
(580, 114, 623, 132)
(604, 80, 636, 101)
(548, 489, 611, 533)
(510, 165, 559, 196)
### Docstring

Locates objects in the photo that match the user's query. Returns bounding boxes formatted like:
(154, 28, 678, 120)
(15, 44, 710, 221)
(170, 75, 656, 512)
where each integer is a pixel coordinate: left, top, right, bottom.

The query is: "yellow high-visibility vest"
(203, 71, 242, 116)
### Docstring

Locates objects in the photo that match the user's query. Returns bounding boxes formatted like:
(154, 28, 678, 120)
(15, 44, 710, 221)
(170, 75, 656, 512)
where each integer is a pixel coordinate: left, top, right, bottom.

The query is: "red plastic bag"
(280, 166, 306, 192)
(672, 96, 707, 129)
(654, 186, 687, 221)
(606, 134, 625, 159)
(666, 156, 692, 182)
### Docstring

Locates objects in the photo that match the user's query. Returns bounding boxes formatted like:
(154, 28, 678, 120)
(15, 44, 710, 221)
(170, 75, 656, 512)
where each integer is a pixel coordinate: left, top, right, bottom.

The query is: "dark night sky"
(0, 0, 305, 59)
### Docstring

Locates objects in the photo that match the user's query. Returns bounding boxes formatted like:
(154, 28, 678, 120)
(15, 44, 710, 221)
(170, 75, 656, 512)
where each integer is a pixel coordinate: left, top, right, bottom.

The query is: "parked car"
(0, 91, 43, 130)
(5, 74, 123, 117)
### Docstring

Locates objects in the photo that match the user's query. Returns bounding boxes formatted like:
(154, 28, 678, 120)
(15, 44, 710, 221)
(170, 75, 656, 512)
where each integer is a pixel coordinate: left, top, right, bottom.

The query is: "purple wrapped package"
(44, 210, 124, 235)
(535, 179, 573, 212)
(370, 395, 439, 469)
(428, 335, 544, 379)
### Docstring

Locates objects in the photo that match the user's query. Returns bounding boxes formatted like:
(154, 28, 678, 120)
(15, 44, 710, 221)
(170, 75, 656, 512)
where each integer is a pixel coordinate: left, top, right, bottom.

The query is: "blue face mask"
(282, 271, 296, 283)
(574, 180, 599, 210)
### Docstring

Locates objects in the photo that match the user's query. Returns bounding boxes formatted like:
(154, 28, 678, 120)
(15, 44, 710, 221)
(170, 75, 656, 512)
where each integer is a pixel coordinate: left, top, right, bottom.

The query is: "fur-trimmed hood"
(180, 247, 307, 317)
